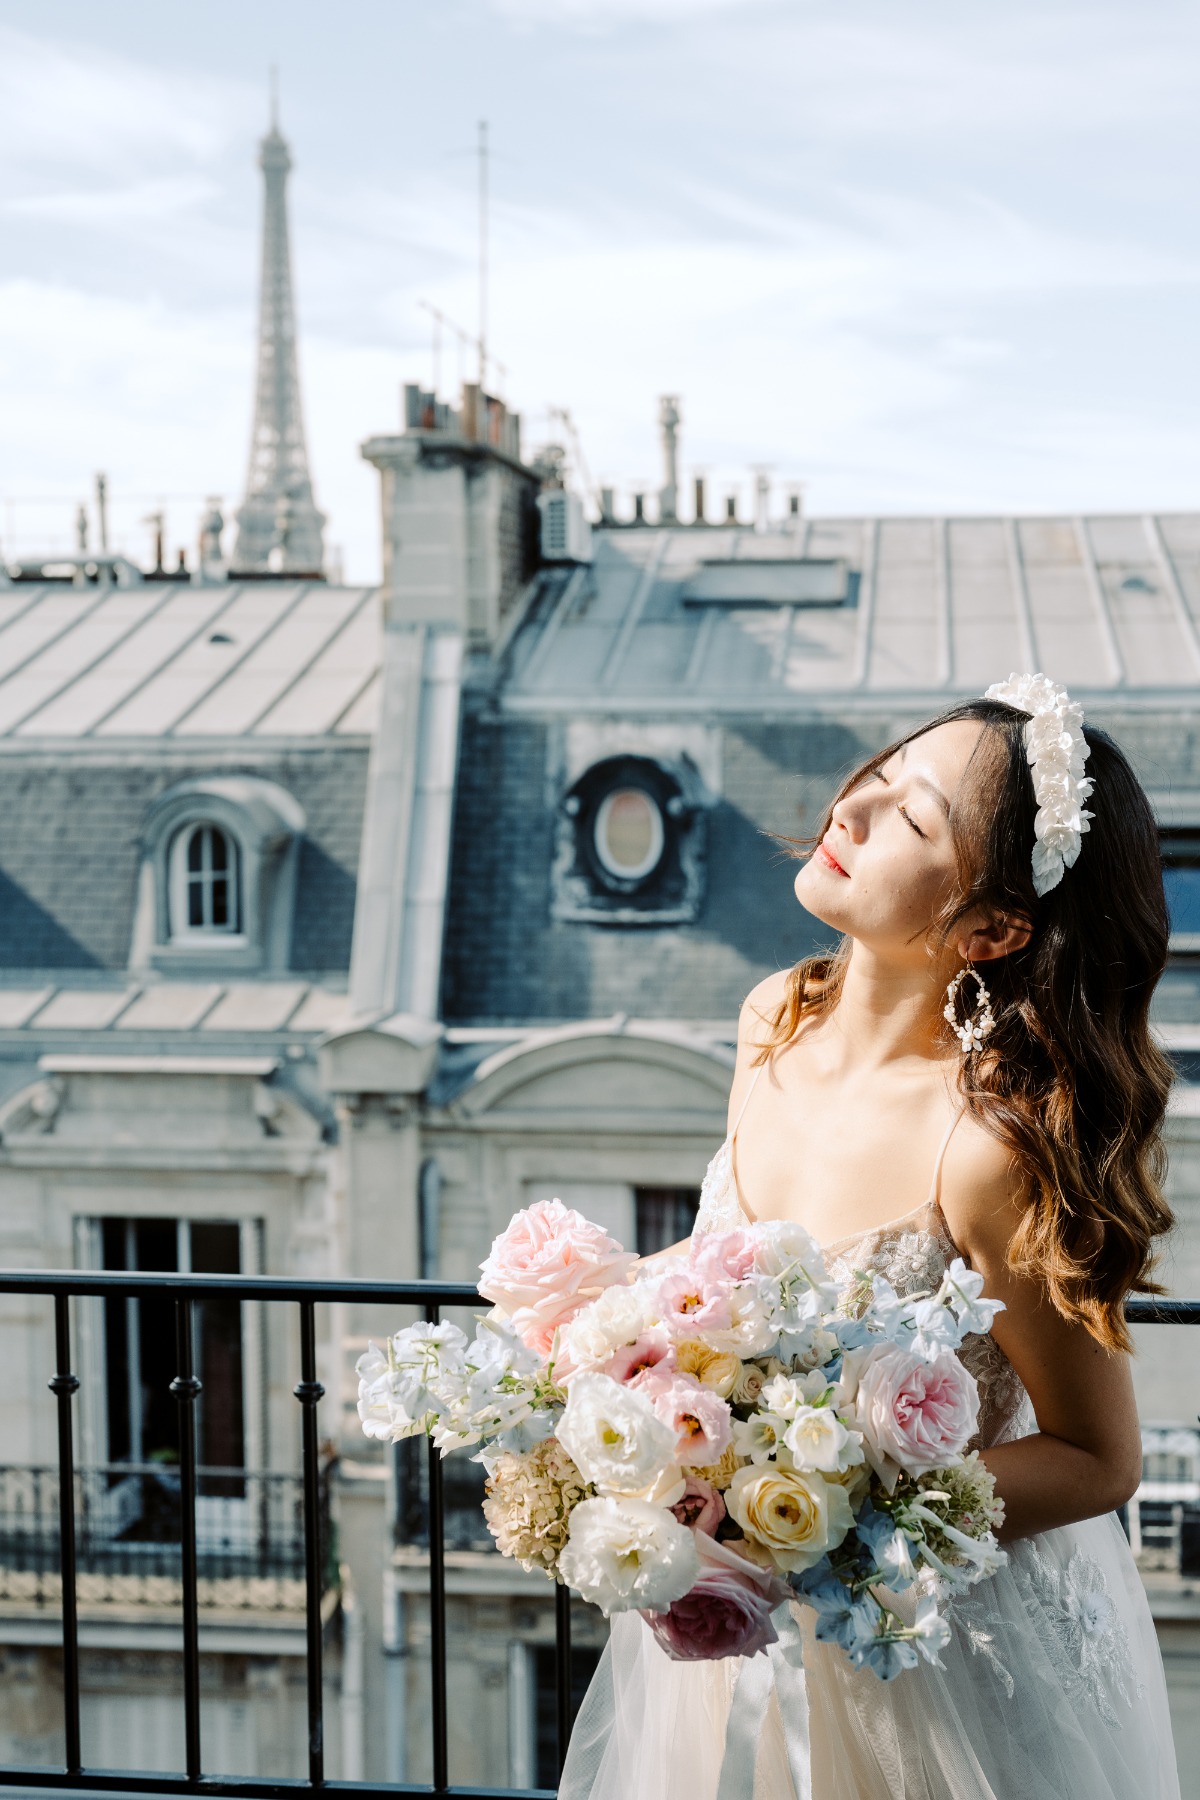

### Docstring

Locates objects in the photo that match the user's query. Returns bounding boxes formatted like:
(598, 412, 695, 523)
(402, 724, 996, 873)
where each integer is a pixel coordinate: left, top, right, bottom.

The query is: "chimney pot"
(725, 494, 738, 524)
(693, 476, 706, 525)
(633, 493, 646, 524)
(600, 486, 616, 524)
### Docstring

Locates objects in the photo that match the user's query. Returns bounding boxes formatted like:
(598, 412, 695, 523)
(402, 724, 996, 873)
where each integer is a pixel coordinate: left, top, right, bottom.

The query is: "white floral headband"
(983, 672, 1094, 897)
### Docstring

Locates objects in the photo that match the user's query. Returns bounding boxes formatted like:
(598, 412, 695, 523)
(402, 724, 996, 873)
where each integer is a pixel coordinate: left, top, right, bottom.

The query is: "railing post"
(555, 1579, 573, 1780)
(170, 1298, 203, 1780)
(294, 1301, 326, 1786)
(424, 1303, 449, 1794)
(48, 1296, 81, 1774)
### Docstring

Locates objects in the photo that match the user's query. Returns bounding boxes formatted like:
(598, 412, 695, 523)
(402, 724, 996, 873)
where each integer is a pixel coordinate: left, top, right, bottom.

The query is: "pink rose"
(670, 1476, 726, 1536)
(657, 1269, 734, 1338)
(842, 1344, 980, 1488)
(478, 1199, 636, 1356)
(643, 1531, 789, 1661)
(605, 1331, 675, 1386)
(690, 1228, 757, 1284)
(644, 1372, 733, 1465)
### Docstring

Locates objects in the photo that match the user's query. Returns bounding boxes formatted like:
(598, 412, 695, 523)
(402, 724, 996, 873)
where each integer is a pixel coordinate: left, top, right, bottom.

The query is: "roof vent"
(682, 558, 852, 607)
(538, 490, 593, 564)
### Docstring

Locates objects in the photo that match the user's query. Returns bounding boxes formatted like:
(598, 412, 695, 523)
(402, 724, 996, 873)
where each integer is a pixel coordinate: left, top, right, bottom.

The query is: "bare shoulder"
(939, 1104, 1024, 1265)
(739, 970, 789, 1053)
(726, 971, 789, 1130)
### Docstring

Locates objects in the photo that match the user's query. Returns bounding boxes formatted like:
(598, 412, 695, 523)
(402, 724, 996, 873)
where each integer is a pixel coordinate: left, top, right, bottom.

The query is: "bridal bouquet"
(357, 1199, 1007, 1680)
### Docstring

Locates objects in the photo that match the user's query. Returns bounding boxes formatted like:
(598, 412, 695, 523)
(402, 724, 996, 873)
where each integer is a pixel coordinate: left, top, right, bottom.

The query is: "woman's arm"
(945, 1132, 1143, 1541)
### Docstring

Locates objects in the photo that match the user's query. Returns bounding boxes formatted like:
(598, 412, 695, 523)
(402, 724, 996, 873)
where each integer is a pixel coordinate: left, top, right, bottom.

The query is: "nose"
(830, 789, 869, 844)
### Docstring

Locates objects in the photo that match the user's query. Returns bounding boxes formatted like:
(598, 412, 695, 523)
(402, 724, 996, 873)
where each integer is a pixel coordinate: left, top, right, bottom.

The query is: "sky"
(1, 0, 1198, 583)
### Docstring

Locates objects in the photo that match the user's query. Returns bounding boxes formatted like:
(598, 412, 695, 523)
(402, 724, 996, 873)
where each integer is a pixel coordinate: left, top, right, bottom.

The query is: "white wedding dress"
(560, 1073, 1180, 1800)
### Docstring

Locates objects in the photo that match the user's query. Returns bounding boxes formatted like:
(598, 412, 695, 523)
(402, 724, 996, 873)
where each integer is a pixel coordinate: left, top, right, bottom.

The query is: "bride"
(559, 679, 1181, 1799)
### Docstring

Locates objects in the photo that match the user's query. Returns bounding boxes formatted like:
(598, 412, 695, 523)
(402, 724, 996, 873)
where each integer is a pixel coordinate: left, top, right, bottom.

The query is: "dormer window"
(553, 753, 708, 925)
(132, 777, 305, 975)
(170, 823, 243, 940)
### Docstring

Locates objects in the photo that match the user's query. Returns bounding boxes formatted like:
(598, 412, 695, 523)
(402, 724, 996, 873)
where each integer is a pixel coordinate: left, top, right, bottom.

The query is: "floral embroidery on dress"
(692, 1139, 743, 1238)
(1018, 1544, 1137, 1727)
(946, 1592, 1017, 1698)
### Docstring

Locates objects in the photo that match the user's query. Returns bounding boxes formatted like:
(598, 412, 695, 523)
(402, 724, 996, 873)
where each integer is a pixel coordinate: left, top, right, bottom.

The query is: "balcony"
(0, 1461, 335, 1615)
(0, 1265, 1194, 1800)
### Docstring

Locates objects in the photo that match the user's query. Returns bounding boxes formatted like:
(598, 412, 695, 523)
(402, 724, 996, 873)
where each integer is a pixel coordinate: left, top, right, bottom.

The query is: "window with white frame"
(170, 821, 243, 939)
(132, 776, 304, 973)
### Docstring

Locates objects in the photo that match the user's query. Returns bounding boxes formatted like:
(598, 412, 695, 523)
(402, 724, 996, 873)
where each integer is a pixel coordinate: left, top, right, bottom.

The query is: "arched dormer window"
(170, 822, 243, 940)
(132, 777, 304, 975)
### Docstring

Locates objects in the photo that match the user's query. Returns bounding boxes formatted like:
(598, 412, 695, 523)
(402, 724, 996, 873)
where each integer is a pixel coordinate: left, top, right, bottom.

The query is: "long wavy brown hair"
(759, 698, 1174, 1352)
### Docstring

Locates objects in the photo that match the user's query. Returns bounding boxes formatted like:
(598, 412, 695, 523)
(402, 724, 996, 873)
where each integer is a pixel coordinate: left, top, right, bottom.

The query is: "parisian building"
(1, 124, 1199, 1793)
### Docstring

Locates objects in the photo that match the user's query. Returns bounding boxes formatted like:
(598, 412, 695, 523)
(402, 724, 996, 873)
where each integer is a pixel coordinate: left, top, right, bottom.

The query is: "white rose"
(556, 1372, 678, 1495)
(562, 1283, 656, 1371)
(557, 1496, 701, 1616)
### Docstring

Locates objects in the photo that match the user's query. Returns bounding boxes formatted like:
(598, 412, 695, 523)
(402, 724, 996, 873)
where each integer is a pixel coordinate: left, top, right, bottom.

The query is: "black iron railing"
(0, 1268, 564, 1799)
(0, 1267, 1196, 1800)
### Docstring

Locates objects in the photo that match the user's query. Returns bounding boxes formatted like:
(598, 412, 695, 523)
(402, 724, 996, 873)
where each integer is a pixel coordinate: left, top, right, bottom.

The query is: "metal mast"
(233, 97, 325, 575)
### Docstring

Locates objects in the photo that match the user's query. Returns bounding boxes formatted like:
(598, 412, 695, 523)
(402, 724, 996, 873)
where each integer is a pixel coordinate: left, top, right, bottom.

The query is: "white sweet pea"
(782, 1405, 864, 1475)
(556, 1372, 678, 1495)
(905, 1297, 963, 1362)
(733, 1412, 790, 1464)
(557, 1495, 701, 1617)
(937, 1258, 1005, 1336)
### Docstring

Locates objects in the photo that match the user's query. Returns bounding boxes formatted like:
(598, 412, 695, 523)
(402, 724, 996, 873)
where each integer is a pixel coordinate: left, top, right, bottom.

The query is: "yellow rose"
(685, 1443, 741, 1491)
(727, 1464, 855, 1572)
(674, 1338, 742, 1398)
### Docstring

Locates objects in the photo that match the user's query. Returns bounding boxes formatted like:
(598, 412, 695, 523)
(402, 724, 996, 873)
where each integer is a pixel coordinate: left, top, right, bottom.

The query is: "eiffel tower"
(233, 102, 325, 574)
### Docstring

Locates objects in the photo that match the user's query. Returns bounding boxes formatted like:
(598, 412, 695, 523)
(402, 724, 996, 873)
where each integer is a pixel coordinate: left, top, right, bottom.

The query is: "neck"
(824, 940, 954, 1071)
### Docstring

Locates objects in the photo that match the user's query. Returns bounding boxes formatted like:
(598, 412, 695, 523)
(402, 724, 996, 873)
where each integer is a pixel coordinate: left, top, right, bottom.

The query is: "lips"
(815, 839, 849, 877)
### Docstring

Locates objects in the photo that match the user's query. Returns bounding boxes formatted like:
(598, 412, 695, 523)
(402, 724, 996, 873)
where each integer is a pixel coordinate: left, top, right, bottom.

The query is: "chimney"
(633, 492, 647, 524)
(753, 469, 771, 533)
(658, 395, 680, 524)
(787, 488, 803, 518)
(725, 494, 738, 524)
(95, 473, 109, 554)
(599, 486, 616, 524)
(693, 476, 706, 525)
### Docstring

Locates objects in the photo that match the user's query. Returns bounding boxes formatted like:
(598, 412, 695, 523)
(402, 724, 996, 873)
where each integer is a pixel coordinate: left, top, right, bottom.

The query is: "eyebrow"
(894, 744, 951, 817)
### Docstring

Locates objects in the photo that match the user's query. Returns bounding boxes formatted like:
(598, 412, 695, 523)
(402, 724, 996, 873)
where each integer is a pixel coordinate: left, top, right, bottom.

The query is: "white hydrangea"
(984, 672, 1093, 896)
(561, 1281, 657, 1371)
(556, 1372, 678, 1495)
(354, 1322, 468, 1441)
(557, 1495, 701, 1616)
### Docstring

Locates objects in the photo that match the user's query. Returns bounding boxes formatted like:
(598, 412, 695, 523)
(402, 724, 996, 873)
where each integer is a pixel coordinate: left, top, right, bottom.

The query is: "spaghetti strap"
(729, 1061, 765, 1141)
(927, 1106, 966, 1208)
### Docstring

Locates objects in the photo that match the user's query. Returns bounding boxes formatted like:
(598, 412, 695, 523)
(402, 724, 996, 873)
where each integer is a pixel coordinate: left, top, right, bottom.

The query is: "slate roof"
(502, 514, 1200, 707)
(0, 581, 381, 737)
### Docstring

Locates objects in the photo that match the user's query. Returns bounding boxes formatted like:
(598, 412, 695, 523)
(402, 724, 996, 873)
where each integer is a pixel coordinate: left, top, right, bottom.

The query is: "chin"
(793, 861, 843, 931)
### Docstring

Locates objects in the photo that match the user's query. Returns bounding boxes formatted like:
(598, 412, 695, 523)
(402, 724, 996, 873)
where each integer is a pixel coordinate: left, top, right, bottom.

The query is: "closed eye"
(899, 806, 926, 839)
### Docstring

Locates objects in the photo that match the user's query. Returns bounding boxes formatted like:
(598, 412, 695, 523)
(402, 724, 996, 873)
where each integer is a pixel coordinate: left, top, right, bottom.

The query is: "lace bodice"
(693, 1134, 1030, 1448)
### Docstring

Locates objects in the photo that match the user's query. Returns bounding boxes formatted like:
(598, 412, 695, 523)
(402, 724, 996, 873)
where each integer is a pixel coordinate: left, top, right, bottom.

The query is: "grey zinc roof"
(503, 514, 1200, 707)
(0, 581, 381, 737)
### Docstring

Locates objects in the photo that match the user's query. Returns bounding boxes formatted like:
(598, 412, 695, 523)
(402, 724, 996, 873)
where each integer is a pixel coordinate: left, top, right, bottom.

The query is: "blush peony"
(840, 1345, 980, 1488)
(478, 1199, 636, 1356)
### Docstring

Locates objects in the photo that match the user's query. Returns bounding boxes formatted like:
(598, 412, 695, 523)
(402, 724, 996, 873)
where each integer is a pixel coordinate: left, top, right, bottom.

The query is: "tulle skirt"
(559, 1512, 1179, 1800)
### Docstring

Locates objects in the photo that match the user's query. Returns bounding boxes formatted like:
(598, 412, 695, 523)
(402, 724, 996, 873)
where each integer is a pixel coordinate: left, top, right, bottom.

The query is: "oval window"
(593, 787, 664, 882)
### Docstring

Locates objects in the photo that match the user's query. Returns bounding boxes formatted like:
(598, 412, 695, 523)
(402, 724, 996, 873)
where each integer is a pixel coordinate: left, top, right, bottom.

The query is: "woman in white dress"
(560, 682, 1181, 1799)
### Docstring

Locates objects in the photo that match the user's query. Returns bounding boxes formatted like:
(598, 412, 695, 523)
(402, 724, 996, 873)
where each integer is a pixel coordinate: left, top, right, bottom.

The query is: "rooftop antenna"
(269, 63, 279, 131)
(478, 119, 488, 393)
